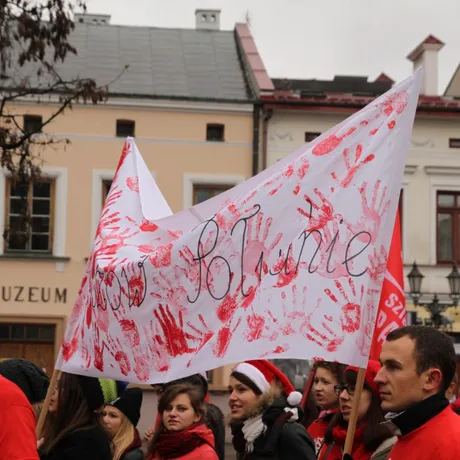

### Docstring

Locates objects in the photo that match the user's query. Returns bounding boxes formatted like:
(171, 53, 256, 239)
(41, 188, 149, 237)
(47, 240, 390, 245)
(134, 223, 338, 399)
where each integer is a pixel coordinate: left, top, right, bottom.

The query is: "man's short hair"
(386, 325, 456, 392)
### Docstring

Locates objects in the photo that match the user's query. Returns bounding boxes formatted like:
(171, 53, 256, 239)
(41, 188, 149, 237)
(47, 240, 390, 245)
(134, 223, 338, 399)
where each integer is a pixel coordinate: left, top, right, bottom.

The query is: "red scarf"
(331, 424, 372, 460)
(154, 423, 208, 459)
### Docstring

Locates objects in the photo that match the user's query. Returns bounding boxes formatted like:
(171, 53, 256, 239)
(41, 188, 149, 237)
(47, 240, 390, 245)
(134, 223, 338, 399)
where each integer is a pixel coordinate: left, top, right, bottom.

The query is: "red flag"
(369, 211, 406, 360)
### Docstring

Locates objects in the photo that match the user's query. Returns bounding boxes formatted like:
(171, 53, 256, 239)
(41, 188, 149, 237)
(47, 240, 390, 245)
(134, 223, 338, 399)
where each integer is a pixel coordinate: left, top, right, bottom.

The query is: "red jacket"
(388, 406, 460, 459)
(0, 375, 39, 459)
(149, 425, 218, 460)
(307, 411, 336, 454)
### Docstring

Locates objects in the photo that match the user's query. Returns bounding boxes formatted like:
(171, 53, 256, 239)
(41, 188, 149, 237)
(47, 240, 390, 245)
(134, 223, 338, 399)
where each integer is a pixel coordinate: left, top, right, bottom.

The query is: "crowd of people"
(1, 325, 460, 459)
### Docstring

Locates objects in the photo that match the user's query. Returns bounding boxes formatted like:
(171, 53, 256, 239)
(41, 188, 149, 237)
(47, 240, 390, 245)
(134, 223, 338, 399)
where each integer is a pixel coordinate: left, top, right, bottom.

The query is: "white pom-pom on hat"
(287, 391, 303, 407)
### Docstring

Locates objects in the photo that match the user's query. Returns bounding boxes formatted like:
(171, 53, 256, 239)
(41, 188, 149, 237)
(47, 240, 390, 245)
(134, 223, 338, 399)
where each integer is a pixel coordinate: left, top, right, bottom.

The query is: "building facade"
(261, 35, 460, 334)
(0, 11, 269, 389)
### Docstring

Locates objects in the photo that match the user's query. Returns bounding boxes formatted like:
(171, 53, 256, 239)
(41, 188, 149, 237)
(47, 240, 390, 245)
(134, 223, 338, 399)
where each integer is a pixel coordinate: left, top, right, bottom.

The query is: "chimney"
(195, 9, 221, 31)
(74, 13, 111, 26)
(407, 35, 444, 95)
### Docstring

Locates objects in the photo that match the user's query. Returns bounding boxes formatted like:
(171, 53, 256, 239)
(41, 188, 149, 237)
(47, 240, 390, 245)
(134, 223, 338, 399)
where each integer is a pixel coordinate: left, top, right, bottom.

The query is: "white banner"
(56, 70, 422, 383)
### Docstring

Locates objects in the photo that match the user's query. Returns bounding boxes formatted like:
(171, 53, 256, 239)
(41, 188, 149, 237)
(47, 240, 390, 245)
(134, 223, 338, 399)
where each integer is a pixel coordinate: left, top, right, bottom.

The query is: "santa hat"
(232, 360, 303, 406)
(344, 360, 381, 397)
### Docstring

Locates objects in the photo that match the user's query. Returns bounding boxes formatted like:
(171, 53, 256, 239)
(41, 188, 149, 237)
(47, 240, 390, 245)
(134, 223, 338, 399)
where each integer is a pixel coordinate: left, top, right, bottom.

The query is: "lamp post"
(407, 262, 460, 329)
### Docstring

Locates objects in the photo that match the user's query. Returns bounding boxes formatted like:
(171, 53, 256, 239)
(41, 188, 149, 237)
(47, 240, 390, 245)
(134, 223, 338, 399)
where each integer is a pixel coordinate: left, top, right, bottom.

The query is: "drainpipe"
(261, 108, 273, 171)
(252, 103, 261, 176)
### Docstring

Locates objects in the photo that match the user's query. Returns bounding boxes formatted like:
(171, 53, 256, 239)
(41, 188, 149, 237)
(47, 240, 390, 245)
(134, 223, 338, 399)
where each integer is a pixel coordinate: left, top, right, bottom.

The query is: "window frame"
(449, 138, 460, 149)
(436, 191, 460, 264)
(193, 183, 232, 205)
(305, 131, 321, 143)
(116, 119, 135, 138)
(23, 115, 43, 134)
(206, 123, 225, 142)
(4, 178, 55, 254)
(183, 173, 245, 210)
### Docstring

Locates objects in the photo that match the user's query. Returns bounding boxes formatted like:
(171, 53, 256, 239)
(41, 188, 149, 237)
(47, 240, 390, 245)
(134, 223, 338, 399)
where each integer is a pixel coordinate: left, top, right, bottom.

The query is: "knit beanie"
(0, 359, 49, 404)
(232, 360, 302, 406)
(76, 375, 105, 411)
(345, 360, 381, 397)
(108, 387, 143, 427)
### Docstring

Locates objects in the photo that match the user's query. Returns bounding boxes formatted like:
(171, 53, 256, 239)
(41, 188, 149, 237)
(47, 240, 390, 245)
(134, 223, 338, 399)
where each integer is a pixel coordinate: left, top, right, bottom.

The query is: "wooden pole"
(36, 369, 61, 439)
(343, 367, 366, 457)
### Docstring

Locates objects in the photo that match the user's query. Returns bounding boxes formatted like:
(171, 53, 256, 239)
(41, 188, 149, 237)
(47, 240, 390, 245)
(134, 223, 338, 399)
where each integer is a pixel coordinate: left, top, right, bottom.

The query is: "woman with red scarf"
(317, 361, 396, 460)
(146, 384, 218, 460)
(306, 361, 345, 452)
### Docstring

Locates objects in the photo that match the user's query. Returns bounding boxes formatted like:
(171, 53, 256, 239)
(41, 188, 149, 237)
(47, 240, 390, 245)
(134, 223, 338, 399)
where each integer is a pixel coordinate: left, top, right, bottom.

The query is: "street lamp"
(407, 261, 460, 329)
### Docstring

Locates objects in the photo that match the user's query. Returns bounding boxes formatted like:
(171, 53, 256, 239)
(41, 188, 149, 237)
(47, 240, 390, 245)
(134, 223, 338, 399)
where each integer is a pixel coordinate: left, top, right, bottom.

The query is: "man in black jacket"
(145, 373, 225, 460)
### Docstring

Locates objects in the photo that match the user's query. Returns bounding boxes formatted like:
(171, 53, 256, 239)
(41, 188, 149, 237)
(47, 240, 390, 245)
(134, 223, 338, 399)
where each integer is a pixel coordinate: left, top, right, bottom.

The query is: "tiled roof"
(38, 22, 251, 101)
(272, 75, 393, 97)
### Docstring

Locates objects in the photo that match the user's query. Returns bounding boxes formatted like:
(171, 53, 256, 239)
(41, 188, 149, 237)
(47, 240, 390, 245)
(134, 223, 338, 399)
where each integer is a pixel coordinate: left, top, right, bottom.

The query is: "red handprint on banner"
(378, 90, 409, 117)
(120, 260, 147, 308)
(267, 285, 309, 338)
(300, 299, 345, 352)
(213, 318, 242, 358)
(297, 188, 335, 231)
(106, 335, 131, 376)
(331, 145, 375, 188)
(244, 212, 282, 279)
(143, 321, 170, 373)
(312, 127, 356, 156)
(368, 245, 388, 282)
(350, 180, 391, 243)
(325, 279, 364, 334)
(310, 218, 352, 279)
(154, 304, 196, 357)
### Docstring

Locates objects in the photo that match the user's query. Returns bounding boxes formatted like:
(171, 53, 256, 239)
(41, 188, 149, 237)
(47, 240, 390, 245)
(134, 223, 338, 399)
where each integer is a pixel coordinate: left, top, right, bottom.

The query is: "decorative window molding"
(183, 173, 246, 210)
(0, 167, 68, 256)
(426, 166, 460, 265)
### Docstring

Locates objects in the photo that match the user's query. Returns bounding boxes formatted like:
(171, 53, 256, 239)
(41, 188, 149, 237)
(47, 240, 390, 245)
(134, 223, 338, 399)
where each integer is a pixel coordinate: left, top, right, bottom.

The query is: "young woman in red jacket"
(317, 361, 396, 460)
(146, 384, 218, 460)
(306, 361, 345, 453)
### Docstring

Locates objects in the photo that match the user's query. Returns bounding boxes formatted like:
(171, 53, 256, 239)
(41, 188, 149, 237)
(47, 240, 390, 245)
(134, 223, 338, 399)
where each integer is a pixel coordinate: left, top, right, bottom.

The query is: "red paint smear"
(388, 120, 396, 130)
(126, 176, 139, 192)
(293, 184, 300, 196)
(312, 127, 356, 156)
(269, 184, 282, 196)
(214, 327, 232, 358)
(154, 306, 193, 357)
(360, 120, 369, 126)
(86, 304, 92, 328)
(61, 335, 78, 361)
(272, 345, 287, 354)
(217, 293, 237, 323)
(246, 314, 265, 342)
(114, 351, 131, 376)
(120, 319, 140, 347)
(94, 344, 104, 371)
(297, 159, 310, 179)
(370, 128, 379, 136)
(149, 243, 173, 268)
(139, 218, 158, 232)
(341, 303, 361, 333)
(134, 355, 150, 381)
(284, 165, 294, 177)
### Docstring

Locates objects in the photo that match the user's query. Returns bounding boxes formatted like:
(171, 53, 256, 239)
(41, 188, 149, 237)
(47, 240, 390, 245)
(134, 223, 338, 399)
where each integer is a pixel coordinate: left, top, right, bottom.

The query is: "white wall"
(266, 109, 460, 311)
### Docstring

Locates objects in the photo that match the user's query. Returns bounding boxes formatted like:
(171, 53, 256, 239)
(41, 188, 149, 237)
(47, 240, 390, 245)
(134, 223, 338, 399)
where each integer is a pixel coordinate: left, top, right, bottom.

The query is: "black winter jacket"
(39, 425, 111, 460)
(206, 402, 226, 460)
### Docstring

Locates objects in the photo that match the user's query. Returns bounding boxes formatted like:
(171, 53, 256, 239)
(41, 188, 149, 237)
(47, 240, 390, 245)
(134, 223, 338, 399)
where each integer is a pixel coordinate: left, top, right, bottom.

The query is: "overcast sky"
(86, 0, 460, 94)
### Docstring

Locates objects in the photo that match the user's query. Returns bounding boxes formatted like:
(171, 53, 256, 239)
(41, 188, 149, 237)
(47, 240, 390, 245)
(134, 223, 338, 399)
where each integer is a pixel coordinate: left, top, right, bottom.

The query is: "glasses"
(334, 384, 356, 396)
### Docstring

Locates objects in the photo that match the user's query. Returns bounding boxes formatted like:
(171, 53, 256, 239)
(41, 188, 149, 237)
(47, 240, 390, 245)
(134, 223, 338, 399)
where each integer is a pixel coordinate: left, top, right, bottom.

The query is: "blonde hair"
(112, 413, 135, 460)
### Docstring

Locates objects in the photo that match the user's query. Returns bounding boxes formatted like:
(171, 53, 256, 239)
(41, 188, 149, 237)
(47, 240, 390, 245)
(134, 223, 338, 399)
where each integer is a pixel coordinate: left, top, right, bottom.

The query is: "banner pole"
(36, 369, 61, 439)
(343, 367, 366, 457)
